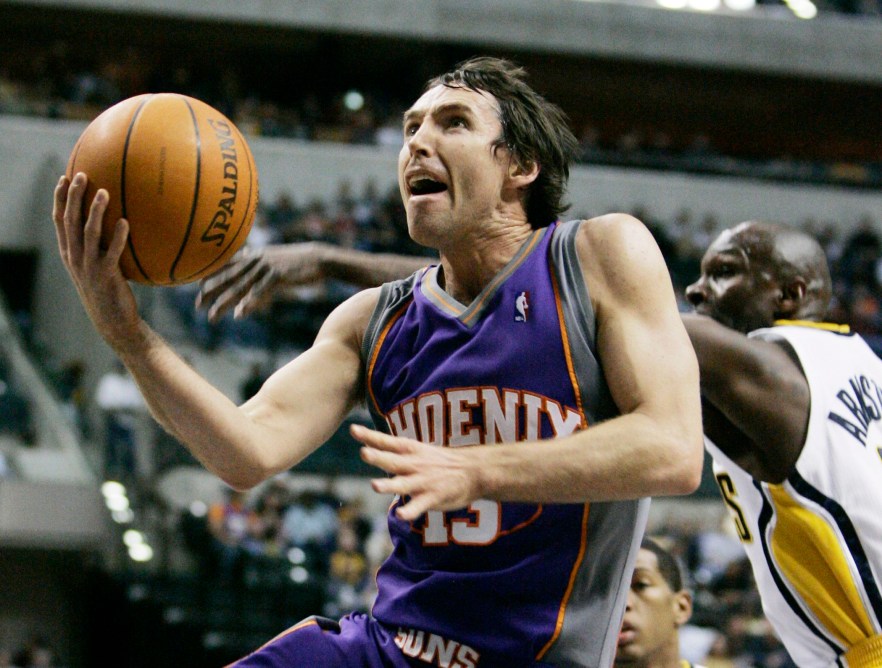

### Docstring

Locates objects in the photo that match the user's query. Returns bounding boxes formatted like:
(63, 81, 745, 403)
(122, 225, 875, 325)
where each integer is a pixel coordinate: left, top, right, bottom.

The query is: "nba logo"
(515, 291, 530, 322)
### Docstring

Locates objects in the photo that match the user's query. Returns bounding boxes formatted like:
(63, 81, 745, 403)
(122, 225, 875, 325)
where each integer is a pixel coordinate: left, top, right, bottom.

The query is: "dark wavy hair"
(427, 57, 579, 228)
(642, 537, 685, 592)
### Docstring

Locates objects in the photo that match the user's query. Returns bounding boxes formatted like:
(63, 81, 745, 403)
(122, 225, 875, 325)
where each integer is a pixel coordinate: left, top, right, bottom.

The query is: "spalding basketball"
(66, 93, 259, 285)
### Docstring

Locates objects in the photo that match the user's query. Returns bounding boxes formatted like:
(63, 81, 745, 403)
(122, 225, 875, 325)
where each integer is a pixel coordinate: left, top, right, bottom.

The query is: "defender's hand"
(196, 242, 330, 322)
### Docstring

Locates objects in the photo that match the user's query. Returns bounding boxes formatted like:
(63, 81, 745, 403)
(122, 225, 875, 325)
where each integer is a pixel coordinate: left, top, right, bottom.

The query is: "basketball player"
(615, 538, 705, 668)
(682, 220, 882, 667)
(202, 221, 882, 666)
(55, 57, 703, 667)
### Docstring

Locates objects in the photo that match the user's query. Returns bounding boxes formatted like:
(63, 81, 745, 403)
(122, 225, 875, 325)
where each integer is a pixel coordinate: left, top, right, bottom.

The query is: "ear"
(672, 590, 693, 627)
(508, 158, 540, 190)
(778, 278, 807, 316)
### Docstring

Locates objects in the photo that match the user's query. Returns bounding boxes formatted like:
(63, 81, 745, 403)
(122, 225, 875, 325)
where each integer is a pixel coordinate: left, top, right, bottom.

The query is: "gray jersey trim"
(543, 220, 651, 667)
(547, 219, 617, 424)
(361, 270, 424, 434)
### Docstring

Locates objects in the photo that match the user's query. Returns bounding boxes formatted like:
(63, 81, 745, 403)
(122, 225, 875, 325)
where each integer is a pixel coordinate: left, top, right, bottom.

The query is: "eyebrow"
(402, 101, 475, 125)
(715, 248, 748, 261)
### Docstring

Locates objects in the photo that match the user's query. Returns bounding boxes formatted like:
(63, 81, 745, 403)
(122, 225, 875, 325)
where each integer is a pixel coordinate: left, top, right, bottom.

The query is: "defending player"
(56, 57, 703, 667)
(683, 220, 882, 667)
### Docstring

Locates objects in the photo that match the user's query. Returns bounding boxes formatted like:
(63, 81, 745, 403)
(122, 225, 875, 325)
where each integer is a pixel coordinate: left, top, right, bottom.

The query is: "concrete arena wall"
(1, 113, 881, 385)
(9, 0, 882, 83)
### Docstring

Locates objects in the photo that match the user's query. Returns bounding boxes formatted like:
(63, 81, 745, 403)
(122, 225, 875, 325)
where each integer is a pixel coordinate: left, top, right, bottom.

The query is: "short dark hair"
(427, 56, 579, 228)
(641, 537, 684, 592)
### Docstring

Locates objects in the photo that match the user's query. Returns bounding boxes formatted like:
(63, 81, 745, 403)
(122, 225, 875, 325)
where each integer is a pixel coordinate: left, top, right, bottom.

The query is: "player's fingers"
(370, 469, 427, 499)
(393, 491, 437, 521)
(53, 175, 71, 256)
(360, 445, 416, 477)
(350, 424, 413, 454)
(233, 269, 280, 319)
(197, 256, 259, 311)
(209, 262, 269, 322)
(105, 218, 129, 266)
(202, 248, 256, 289)
(63, 172, 88, 262)
(82, 188, 109, 262)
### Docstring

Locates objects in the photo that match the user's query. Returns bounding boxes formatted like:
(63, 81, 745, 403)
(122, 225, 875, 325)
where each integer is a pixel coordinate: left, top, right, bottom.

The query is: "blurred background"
(1, 0, 881, 665)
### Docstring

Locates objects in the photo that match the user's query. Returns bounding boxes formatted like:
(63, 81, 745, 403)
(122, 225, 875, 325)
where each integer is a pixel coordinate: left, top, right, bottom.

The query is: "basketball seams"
(168, 96, 203, 284)
(122, 94, 155, 284)
(179, 120, 258, 282)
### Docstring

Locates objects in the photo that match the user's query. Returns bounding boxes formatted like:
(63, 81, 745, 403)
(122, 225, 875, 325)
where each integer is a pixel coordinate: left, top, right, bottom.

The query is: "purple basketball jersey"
(362, 221, 649, 667)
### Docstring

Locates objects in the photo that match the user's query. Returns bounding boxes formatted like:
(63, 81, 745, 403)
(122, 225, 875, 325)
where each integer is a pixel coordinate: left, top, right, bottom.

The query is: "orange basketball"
(66, 93, 259, 285)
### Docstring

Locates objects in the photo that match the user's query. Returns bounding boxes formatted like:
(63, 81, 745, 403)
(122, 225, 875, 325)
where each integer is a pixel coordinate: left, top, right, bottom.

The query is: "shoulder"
(316, 286, 383, 352)
(569, 214, 673, 307)
(572, 215, 666, 279)
(571, 213, 653, 247)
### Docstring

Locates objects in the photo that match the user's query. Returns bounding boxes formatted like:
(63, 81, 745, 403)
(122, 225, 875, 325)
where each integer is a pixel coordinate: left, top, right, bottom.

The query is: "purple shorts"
(226, 613, 415, 668)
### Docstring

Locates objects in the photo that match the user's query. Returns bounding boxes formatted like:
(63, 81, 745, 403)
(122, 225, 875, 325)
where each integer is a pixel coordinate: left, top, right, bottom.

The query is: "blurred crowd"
(182, 481, 390, 625)
(1, 36, 880, 188)
(0, 636, 60, 668)
(166, 184, 882, 357)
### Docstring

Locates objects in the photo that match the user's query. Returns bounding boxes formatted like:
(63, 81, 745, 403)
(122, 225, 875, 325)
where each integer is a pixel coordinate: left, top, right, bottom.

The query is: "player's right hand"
(53, 172, 140, 345)
(195, 242, 330, 322)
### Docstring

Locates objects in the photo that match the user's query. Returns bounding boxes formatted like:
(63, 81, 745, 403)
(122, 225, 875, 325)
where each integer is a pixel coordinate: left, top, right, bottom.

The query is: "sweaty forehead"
(406, 84, 501, 120)
(704, 230, 744, 261)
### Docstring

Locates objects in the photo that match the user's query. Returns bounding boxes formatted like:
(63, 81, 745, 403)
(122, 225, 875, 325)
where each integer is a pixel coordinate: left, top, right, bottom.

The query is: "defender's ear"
(778, 279, 807, 315)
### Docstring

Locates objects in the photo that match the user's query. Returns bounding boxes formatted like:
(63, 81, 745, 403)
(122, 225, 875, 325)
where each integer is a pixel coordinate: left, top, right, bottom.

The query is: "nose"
(406, 122, 434, 158)
(685, 278, 706, 307)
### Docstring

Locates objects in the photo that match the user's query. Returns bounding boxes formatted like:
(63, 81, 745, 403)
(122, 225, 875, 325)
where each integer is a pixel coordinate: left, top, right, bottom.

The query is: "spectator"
(250, 479, 289, 558)
(323, 520, 370, 618)
(55, 359, 88, 437)
(0, 358, 34, 445)
(615, 537, 708, 668)
(281, 489, 339, 572)
(206, 487, 261, 586)
(94, 359, 146, 482)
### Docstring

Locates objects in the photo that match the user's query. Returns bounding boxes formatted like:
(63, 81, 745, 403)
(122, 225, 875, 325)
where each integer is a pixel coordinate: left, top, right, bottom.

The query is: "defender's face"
(685, 226, 781, 333)
(615, 549, 684, 666)
(397, 84, 510, 248)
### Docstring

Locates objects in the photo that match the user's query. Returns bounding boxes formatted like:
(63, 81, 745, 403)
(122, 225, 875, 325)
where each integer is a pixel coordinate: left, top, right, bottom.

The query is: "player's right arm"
(196, 243, 430, 322)
(55, 173, 374, 489)
(681, 313, 809, 480)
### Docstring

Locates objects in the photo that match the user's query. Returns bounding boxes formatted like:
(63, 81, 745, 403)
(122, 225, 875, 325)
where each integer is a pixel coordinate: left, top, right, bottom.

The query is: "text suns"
(394, 627, 480, 668)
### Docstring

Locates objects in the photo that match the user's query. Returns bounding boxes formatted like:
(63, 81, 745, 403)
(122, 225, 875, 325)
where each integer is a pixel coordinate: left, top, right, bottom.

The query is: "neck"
(437, 218, 535, 305)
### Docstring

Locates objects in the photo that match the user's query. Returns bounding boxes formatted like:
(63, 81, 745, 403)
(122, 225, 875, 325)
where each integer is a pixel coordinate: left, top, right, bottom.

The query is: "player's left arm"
(535, 214, 704, 499)
(354, 215, 704, 519)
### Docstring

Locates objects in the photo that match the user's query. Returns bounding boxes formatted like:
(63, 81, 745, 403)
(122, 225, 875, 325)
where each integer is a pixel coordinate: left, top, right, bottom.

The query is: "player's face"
(615, 549, 687, 666)
(398, 84, 512, 248)
(685, 225, 782, 333)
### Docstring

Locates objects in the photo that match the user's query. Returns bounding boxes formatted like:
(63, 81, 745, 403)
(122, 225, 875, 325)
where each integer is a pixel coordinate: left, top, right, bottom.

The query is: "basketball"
(66, 93, 259, 285)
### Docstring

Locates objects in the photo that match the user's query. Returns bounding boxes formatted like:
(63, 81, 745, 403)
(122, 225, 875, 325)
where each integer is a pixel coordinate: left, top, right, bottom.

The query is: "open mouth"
(409, 177, 448, 196)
